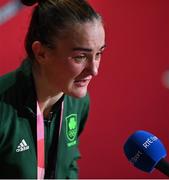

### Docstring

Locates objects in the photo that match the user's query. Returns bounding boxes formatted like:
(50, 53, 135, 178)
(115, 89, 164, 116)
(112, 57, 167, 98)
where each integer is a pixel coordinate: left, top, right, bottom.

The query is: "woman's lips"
(74, 78, 91, 87)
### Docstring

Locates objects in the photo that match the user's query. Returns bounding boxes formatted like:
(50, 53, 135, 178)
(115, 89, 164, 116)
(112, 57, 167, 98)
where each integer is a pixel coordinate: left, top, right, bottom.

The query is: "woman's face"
(40, 20, 105, 98)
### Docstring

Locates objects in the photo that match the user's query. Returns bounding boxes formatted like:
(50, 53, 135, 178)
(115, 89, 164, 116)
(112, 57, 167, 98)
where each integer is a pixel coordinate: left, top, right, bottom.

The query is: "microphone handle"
(155, 158, 169, 177)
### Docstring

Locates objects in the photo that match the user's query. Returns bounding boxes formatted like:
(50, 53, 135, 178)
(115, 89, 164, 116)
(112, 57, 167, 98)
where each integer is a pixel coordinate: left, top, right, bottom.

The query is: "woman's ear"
(32, 41, 47, 64)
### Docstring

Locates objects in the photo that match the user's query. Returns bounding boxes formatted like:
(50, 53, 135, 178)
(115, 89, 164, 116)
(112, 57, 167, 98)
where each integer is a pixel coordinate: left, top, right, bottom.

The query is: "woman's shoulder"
(0, 70, 18, 95)
(0, 58, 32, 96)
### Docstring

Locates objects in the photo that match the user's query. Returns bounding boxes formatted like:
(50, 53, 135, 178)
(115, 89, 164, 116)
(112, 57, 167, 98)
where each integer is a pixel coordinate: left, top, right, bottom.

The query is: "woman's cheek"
(67, 62, 85, 77)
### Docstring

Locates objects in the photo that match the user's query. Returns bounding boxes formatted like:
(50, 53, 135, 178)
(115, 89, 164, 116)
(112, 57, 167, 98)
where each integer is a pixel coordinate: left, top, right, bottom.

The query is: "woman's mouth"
(74, 78, 91, 87)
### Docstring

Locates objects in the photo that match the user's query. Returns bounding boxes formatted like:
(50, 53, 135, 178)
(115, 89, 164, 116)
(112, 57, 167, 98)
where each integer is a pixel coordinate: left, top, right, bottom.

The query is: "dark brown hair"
(21, 0, 102, 59)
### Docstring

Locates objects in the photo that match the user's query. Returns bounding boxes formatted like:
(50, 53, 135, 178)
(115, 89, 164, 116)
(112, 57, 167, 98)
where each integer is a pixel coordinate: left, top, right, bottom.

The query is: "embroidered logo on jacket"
(16, 139, 29, 152)
(66, 114, 77, 147)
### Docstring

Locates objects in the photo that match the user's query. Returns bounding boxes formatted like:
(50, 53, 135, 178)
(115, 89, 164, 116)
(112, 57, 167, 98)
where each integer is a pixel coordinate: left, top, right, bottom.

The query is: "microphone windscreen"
(124, 130, 167, 172)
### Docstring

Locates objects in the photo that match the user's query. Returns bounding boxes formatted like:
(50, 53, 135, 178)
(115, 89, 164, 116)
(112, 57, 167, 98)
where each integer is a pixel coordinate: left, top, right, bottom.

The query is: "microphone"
(123, 130, 169, 177)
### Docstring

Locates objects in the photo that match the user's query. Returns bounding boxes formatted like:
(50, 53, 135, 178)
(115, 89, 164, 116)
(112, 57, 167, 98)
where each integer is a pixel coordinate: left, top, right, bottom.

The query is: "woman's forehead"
(57, 21, 105, 49)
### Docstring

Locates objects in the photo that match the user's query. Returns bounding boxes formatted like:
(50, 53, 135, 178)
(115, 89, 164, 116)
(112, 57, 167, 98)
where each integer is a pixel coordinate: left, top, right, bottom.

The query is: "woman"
(0, 0, 105, 178)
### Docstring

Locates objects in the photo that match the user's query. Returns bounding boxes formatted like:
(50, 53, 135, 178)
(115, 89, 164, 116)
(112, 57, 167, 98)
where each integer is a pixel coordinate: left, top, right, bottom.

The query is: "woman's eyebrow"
(100, 44, 106, 51)
(72, 44, 106, 52)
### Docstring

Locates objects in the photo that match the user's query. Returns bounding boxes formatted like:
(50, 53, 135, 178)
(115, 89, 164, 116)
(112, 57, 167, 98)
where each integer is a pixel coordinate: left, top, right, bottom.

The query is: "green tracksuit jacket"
(0, 59, 89, 179)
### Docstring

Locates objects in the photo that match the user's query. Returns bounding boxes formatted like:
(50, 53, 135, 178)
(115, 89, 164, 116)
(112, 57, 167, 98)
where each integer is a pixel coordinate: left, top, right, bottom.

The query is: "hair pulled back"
(21, 0, 102, 59)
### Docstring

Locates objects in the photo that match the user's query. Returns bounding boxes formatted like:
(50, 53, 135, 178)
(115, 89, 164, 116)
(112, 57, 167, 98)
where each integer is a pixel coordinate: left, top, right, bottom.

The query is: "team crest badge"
(66, 114, 77, 142)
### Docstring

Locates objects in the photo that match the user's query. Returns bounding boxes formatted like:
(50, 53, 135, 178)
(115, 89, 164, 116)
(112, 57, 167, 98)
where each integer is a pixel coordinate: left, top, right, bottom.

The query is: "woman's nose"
(86, 60, 99, 76)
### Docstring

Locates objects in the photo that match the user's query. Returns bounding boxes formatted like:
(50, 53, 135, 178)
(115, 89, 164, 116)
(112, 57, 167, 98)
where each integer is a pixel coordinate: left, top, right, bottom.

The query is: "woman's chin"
(67, 87, 88, 98)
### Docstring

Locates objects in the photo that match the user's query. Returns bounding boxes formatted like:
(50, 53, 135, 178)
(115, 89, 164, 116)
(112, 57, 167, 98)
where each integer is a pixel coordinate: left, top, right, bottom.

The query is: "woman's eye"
(95, 52, 102, 60)
(73, 56, 87, 62)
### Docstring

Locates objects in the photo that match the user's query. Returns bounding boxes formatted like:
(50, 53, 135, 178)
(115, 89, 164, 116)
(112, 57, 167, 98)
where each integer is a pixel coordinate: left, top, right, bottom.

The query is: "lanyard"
(37, 101, 64, 179)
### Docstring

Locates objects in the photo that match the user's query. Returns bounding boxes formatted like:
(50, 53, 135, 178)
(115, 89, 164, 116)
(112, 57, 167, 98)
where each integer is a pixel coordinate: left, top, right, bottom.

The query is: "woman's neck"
(32, 64, 63, 116)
